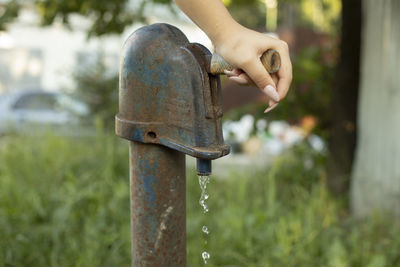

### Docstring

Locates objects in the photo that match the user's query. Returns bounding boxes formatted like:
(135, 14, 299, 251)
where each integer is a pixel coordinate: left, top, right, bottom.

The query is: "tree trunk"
(351, 0, 400, 217)
(327, 0, 361, 194)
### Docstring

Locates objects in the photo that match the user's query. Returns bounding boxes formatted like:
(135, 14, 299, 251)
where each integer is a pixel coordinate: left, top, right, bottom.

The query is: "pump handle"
(210, 49, 281, 75)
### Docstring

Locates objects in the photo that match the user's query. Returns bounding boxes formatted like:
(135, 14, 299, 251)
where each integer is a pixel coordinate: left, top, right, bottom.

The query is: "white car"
(0, 90, 89, 135)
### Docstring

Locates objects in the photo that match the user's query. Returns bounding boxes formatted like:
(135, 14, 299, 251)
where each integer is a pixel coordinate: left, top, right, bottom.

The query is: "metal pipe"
(129, 141, 186, 266)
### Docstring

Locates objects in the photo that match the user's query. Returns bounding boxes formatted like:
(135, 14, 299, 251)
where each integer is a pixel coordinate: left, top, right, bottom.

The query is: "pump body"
(116, 23, 230, 266)
(116, 23, 229, 164)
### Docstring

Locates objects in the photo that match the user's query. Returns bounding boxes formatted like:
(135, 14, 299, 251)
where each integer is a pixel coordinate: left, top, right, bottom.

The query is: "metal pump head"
(115, 23, 230, 174)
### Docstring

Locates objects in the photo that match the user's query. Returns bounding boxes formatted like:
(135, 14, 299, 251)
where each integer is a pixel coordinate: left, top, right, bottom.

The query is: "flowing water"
(198, 175, 210, 264)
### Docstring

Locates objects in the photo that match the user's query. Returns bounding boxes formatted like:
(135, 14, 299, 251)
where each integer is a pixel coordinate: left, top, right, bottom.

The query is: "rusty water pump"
(116, 23, 280, 266)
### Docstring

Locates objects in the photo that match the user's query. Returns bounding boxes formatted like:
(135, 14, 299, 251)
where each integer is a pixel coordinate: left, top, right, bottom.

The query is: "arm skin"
(174, 0, 292, 112)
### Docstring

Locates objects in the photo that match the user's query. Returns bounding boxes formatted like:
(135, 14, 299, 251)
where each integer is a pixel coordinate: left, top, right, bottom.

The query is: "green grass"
(0, 134, 399, 266)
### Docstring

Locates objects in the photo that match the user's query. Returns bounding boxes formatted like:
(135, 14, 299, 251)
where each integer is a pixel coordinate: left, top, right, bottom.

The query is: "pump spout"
(197, 158, 212, 176)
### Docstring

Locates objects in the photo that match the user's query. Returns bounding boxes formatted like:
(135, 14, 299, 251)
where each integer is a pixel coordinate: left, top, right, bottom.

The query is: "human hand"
(213, 24, 292, 113)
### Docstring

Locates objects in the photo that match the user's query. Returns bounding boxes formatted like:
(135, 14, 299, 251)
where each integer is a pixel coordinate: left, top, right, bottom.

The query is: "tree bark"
(351, 0, 400, 217)
(327, 0, 362, 194)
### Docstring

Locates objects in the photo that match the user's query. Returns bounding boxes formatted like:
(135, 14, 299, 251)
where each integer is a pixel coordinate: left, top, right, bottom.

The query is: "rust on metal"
(129, 142, 186, 266)
(116, 23, 230, 160)
(116, 23, 231, 266)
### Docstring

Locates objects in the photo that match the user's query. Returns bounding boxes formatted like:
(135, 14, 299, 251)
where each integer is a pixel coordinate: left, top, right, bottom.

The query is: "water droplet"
(203, 204, 209, 213)
(202, 225, 209, 234)
(202, 251, 210, 264)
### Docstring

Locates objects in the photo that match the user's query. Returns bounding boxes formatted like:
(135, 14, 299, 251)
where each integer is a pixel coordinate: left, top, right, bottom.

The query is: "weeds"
(0, 135, 399, 266)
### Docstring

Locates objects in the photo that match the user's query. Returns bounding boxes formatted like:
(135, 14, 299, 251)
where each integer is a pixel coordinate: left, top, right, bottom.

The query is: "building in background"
(0, 2, 211, 94)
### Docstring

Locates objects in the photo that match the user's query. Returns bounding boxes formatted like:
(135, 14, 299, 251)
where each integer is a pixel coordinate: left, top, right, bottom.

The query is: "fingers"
(227, 71, 279, 114)
(271, 74, 279, 86)
(266, 40, 292, 99)
(228, 76, 247, 84)
(225, 69, 248, 84)
(264, 100, 278, 113)
(261, 40, 292, 113)
(240, 59, 280, 102)
(276, 75, 292, 100)
(225, 69, 254, 85)
(224, 69, 242, 77)
(224, 66, 280, 106)
(275, 55, 292, 99)
(219, 31, 291, 115)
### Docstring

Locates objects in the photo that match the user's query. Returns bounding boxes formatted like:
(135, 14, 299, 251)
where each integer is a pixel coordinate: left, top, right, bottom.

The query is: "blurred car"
(0, 90, 89, 135)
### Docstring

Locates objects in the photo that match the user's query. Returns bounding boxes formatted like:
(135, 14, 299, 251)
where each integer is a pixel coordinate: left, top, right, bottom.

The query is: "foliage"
(0, 134, 130, 266)
(0, 0, 342, 37)
(299, 0, 341, 33)
(222, 0, 265, 30)
(227, 1, 267, 30)
(223, 0, 341, 33)
(72, 53, 119, 129)
(34, 0, 146, 37)
(0, 0, 171, 36)
(0, 0, 20, 31)
(0, 0, 267, 35)
(1, 134, 400, 266)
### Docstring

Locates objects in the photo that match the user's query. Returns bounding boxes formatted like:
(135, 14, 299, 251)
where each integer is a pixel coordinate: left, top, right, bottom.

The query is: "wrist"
(210, 19, 242, 51)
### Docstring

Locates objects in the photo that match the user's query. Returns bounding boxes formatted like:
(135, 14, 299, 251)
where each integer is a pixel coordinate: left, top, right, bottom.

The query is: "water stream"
(198, 175, 211, 264)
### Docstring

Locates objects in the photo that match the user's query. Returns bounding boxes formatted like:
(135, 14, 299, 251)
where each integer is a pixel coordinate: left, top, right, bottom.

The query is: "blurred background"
(1, 0, 400, 266)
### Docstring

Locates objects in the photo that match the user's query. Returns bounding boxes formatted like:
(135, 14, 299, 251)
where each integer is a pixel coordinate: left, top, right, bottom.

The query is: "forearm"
(173, 0, 240, 45)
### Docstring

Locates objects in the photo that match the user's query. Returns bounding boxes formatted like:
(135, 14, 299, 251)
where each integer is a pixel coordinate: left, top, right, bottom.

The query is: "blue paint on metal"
(140, 159, 159, 209)
(143, 173, 157, 206)
(117, 24, 230, 159)
(127, 57, 178, 90)
(132, 130, 144, 142)
(128, 141, 186, 265)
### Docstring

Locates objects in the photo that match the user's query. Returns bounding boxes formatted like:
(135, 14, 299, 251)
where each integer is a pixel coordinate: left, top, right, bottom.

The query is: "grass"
(0, 133, 399, 266)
